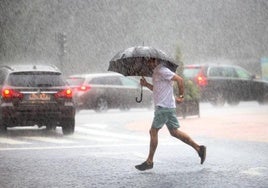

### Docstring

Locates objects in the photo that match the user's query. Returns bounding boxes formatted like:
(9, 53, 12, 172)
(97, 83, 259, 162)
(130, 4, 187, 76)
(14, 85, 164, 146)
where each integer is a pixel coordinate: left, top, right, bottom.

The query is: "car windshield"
(120, 77, 139, 87)
(235, 68, 252, 79)
(89, 76, 122, 85)
(183, 67, 201, 78)
(66, 77, 85, 86)
(8, 72, 65, 87)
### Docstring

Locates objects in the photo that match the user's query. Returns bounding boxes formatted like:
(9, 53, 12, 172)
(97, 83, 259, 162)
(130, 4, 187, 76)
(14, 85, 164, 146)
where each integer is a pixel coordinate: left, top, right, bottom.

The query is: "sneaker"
(135, 161, 153, 171)
(199, 145, 206, 165)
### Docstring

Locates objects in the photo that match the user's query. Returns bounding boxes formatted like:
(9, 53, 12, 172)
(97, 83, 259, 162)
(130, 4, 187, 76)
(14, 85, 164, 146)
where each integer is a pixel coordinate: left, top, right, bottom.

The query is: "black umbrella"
(108, 46, 179, 102)
(108, 46, 178, 77)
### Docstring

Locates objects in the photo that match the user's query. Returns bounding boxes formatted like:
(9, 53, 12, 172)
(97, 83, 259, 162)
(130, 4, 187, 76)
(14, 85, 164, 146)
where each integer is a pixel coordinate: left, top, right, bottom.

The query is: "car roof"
(68, 72, 123, 79)
(184, 63, 241, 69)
(1, 64, 61, 73)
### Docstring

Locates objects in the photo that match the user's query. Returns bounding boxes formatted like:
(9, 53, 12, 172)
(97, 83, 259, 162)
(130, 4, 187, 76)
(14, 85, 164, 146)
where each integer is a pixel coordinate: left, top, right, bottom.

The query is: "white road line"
(0, 126, 172, 146)
(240, 167, 268, 177)
(75, 126, 148, 141)
(78, 123, 108, 129)
(69, 134, 120, 142)
(22, 136, 76, 144)
(0, 137, 29, 145)
(0, 142, 179, 151)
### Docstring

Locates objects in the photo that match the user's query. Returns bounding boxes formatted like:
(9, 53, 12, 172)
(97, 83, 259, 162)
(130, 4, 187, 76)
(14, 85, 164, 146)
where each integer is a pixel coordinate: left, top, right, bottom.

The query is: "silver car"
(66, 73, 153, 112)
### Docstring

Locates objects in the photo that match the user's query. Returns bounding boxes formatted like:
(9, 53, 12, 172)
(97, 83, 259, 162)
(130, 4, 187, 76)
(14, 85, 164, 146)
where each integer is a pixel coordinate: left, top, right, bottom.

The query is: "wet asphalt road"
(0, 102, 267, 188)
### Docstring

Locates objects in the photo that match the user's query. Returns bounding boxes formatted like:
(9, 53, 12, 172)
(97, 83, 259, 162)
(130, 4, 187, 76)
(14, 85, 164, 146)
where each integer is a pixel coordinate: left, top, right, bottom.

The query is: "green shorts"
(152, 106, 180, 130)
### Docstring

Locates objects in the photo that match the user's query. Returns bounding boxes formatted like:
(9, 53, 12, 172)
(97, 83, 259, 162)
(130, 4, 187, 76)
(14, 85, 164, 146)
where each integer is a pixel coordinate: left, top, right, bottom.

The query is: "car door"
(119, 77, 140, 107)
(102, 76, 124, 108)
(207, 66, 227, 103)
(221, 67, 242, 104)
(207, 66, 240, 105)
(0, 69, 8, 105)
(233, 67, 254, 100)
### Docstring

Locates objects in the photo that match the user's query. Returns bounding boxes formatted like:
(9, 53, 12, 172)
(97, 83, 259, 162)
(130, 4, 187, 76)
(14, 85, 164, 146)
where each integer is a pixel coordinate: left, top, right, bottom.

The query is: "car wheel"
(227, 98, 240, 106)
(75, 108, 81, 113)
(258, 93, 268, 105)
(0, 125, 7, 134)
(61, 118, 75, 135)
(119, 103, 130, 111)
(0, 119, 7, 134)
(95, 97, 108, 112)
(46, 121, 57, 131)
(210, 92, 225, 106)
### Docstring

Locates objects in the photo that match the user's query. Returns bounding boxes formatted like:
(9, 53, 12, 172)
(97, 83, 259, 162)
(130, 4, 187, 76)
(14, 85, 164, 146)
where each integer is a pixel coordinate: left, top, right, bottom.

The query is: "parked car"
(183, 64, 268, 106)
(66, 73, 153, 112)
(0, 64, 75, 135)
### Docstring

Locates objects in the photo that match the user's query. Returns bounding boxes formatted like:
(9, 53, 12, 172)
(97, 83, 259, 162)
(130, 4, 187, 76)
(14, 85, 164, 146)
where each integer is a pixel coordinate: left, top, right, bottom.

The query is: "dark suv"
(184, 64, 268, 106)
(0, 64, 75, 135)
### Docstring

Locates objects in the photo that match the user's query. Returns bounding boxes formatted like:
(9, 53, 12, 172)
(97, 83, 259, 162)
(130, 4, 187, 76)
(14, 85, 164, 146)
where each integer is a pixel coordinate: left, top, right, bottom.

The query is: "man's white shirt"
(152, 64, 176, 108)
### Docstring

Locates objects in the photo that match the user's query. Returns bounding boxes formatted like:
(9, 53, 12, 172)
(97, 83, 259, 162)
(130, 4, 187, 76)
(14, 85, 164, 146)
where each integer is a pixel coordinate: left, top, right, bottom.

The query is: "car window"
(222, 67, 237, 78)
(235, 67, 251, 79)
(120, 77, 139, 87)
(0, 70, 7, 85)
(90, 76, 122, 85)
(209, 67, 223, 77)
(209, 67, 238, 78)
(66, 77, 85, 86)
(8, 72, 65, 87)
(183, 67, 201, 78)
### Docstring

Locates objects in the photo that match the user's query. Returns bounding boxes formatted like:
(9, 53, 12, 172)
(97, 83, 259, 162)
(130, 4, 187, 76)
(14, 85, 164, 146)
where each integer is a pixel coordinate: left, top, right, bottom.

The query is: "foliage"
(174, 45, 200, 101)
(183, 79, 200, 101)
(173, 78, 200, 101)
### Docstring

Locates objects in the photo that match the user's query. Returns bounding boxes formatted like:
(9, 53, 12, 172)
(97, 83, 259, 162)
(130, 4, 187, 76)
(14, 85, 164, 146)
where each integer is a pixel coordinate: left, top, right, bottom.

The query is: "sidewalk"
(126, 112, 268, 143)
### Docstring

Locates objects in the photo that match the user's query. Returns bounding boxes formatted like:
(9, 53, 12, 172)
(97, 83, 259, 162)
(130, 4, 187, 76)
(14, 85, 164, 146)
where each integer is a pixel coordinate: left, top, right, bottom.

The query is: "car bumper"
(1, 102, 75, 126)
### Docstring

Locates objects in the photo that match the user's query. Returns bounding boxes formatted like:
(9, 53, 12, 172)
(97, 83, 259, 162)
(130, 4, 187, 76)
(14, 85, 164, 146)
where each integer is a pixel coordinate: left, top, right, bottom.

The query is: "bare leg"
(135, 128, 159, 170)
(146, 128, 159, 164)
(169, 128, 200, 153)
(136, 127, 206, 170)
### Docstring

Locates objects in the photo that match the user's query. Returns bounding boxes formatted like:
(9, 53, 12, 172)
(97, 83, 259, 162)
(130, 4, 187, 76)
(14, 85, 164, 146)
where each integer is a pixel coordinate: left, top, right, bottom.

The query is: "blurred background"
(0, 0, 267, 76)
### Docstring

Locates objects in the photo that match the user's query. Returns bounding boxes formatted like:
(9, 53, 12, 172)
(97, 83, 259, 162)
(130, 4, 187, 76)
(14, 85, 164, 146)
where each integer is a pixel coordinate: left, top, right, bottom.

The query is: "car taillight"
(196, 74, 208, 86)
(55, 89, 72, 98)
(77, 85, 91, 92)
(2, 88, 24, 99)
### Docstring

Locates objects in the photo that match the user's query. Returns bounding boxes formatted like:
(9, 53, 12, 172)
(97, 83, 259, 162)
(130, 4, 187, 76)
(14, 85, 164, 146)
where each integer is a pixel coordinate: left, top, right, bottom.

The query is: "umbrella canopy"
(108, 46, 179, 103)
(108, 46, 179, 77)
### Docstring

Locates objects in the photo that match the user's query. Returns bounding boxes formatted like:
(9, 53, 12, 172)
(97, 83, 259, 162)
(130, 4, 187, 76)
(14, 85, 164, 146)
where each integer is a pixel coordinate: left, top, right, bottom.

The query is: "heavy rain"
(0, 0, 268, 188)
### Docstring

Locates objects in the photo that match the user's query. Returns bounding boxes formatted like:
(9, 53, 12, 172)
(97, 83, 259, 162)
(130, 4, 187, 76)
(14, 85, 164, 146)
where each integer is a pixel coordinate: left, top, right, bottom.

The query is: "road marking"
(75, 126, 148, 141)
(69, 134, 120, 142)
(0, 142, 179, 151)
(0, 124, 172, 146)
(0, 137, 29, 145)
(0, 127, 144, 146)
(0, 130, 174, 146)
(0, 143, 147, 151)
(240, 167, 268, 177)
(79, 123, 108, 129)
(22, 136, 76, 144)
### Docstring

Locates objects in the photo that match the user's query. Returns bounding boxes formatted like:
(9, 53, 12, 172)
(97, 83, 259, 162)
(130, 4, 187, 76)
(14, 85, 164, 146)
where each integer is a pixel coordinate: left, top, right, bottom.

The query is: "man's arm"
(172, 74, 184, 103)
(140, 76, 153, 91)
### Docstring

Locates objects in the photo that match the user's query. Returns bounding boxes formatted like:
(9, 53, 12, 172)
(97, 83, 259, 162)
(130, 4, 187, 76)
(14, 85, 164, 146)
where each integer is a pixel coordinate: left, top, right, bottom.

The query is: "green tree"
(175, 45, 183, 76)
(174, 45, 199, 101)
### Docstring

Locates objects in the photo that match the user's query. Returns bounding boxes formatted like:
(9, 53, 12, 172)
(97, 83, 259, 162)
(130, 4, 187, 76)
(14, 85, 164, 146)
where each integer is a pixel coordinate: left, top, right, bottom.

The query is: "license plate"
(29, 93, 51, 101)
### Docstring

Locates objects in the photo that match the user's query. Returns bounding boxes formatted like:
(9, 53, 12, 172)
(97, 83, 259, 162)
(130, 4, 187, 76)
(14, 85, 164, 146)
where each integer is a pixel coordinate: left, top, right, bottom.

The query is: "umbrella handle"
(136, 86, 143, 103)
